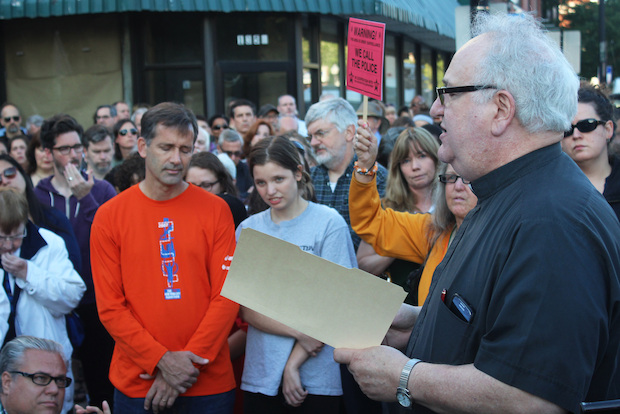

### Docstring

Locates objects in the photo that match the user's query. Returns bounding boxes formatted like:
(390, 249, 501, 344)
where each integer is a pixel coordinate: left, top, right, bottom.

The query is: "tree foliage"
(560, 0, 620, 81)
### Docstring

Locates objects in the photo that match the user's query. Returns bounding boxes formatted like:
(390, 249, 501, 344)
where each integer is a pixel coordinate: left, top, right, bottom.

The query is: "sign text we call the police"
(347, 18, 386, 101)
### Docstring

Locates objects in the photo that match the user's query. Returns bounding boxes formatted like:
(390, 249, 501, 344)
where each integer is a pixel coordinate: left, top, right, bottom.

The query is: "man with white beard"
(306, 97, 388, 251)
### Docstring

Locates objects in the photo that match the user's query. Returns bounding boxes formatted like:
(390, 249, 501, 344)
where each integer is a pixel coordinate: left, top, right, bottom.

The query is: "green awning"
(0, 0, 458, 39)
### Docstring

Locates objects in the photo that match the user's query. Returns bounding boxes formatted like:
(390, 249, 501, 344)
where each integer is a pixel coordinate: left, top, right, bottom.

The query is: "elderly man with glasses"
(0, 336, 73, 414)
(336, 12, 620, 414)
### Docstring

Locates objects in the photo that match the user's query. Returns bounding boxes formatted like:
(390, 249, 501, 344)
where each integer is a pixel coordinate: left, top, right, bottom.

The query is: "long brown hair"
(383, 127, 439, 212)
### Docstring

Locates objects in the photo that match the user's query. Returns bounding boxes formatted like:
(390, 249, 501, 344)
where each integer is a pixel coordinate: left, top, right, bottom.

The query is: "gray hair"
(218, 128, 243, 147)
(25, 115, 44, 129)
(131, 107, 148, 124)
(470, 13, 578, 134)
(0, 336, 66, 374)
(304, 98, 357, 134)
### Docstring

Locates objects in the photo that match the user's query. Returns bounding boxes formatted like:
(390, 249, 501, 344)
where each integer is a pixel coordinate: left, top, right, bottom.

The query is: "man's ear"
(137, 137, 148, 159)
(2, 371, 13, 394)
(491, 90, 516, 136)
(345, 124, 356, 142)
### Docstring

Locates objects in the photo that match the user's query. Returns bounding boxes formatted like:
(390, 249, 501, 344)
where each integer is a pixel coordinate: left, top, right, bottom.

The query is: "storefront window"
(385, 34, 398, 106)
(421, 47, 433, 107)
(321, 19, 341, 99)
(143, 69, 204, 116)
(437, 53, 446, 88)
(142, 14, 202, 65)
(402, 40, 417, 107)
(223, 71, 288, 110)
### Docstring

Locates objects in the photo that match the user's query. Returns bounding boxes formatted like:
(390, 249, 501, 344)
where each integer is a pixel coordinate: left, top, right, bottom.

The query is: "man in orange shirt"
(90, 102, 239, 413)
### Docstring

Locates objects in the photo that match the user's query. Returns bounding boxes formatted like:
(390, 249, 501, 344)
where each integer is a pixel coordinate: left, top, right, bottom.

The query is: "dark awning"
(0, 0, 458, 51)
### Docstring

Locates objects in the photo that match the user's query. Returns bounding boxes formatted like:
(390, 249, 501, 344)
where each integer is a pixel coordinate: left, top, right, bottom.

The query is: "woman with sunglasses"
(561, 84, 620, 219)
(208, 114, 230, 151)
(112, 119, 138, 166)
(350, 122, 477, 306)
(0, 188, 86, 414)
(0, 153, 81, 272)
(238, 136, 356, 413)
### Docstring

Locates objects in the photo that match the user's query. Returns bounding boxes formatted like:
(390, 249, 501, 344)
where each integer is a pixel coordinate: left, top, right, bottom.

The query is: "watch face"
(396, 388, 412, 407)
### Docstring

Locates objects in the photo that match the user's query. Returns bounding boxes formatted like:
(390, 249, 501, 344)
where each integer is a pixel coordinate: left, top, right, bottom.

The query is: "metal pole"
(599, 0, 607, 84)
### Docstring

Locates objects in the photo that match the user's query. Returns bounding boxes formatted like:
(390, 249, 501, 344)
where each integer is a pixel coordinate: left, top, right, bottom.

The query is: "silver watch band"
(399, 358, 421, 390)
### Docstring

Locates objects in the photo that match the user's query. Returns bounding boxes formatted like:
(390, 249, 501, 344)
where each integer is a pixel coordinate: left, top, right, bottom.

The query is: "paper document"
(221, 228, 407, 348)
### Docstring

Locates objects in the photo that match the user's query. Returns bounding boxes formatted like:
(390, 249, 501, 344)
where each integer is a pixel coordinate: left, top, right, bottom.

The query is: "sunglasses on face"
(3, 116, 19, 123)
(563, 118, 607, 138)
(119, 128, 138, 136)
(212, 124, 229, 131)
(224, 150, 243, 158)
(0, 167, 17, 181)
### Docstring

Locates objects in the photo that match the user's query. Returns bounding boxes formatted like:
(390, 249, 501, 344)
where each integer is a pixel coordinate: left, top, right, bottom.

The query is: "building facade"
(0, 1, 459, 125)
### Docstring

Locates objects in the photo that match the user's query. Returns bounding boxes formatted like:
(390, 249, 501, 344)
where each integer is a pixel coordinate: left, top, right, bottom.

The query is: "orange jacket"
(349, 175, 451, 305)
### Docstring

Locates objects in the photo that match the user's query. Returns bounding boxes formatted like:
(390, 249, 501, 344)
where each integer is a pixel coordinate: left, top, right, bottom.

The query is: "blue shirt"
(311, 159, 387, 250)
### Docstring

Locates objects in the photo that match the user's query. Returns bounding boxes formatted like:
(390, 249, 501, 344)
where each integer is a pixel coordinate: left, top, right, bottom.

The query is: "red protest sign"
(346, 18, 386, 101)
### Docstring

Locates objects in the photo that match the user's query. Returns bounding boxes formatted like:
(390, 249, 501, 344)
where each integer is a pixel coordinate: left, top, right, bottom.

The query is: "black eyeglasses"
(119, 128, 138, 136)
(52, 144, 83, 155)
(212, 124, 229, 131)
(439, 174, 471, 185)
(563, 118, 607, 138)
(1, 166, 17, 180)
(9, 371, 72, 388)
(436, 85, 497, 105)
(3, 116, 20, 123)
(195, 180, 220, 192)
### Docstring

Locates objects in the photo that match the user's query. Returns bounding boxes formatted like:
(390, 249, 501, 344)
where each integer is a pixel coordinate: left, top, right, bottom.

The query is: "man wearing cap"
(257, 104, 279, 132)
(356, 100, 388, 145)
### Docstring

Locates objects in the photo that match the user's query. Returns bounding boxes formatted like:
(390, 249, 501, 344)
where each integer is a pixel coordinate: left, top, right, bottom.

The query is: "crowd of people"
(0, 11, 619, 414)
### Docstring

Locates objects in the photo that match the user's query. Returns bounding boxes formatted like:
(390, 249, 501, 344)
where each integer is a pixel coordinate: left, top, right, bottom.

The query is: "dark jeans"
(114, 388, 235, 414)
(243, 390, 341, 414)
(76, 303, 115, 407)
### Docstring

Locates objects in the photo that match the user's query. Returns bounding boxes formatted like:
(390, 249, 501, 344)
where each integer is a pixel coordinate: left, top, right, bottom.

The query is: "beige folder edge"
(221, 228, 407, 349)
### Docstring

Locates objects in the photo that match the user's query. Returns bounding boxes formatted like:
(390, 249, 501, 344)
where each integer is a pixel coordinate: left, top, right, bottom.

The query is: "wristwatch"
(396, 358, 421, 408)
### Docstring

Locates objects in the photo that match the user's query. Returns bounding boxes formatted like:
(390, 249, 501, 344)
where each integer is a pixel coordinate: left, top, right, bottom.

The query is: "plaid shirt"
(311, 159, 387, 250)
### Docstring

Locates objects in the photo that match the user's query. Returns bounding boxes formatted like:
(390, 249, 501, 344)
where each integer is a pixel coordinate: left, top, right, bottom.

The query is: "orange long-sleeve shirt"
(90, 184, 239, 397)
(349, 175, 451, 305)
